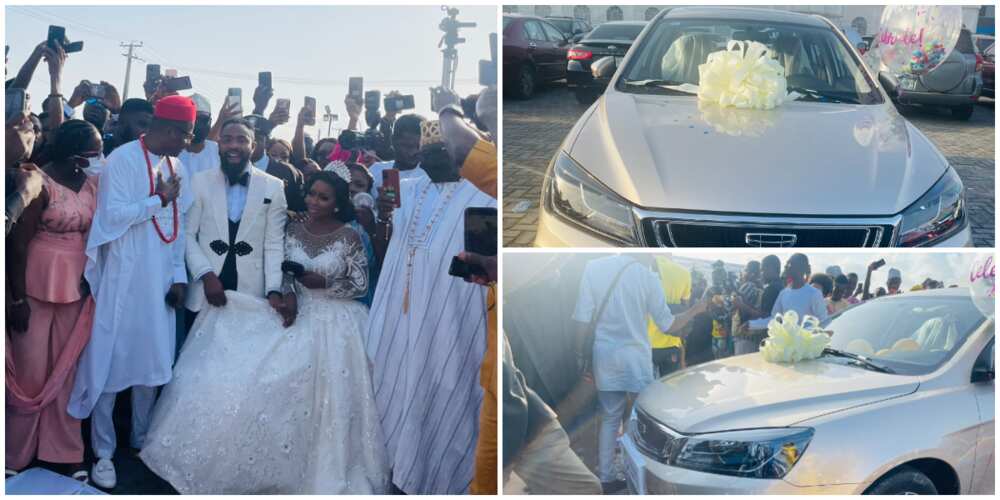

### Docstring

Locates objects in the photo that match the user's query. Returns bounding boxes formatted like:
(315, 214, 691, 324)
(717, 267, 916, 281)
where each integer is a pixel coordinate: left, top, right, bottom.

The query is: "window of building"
(574, 5, 591, 23)
(645, 7, 659, 21)
(607, 6, 624, 22)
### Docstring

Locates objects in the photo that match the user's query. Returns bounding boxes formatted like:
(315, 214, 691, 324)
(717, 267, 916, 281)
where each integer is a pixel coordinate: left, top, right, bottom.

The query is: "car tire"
(865, 466, 939, 495)
(574, 88, 600, 105)
(514, 65, 537, 99)
(951, 104, 975, 120)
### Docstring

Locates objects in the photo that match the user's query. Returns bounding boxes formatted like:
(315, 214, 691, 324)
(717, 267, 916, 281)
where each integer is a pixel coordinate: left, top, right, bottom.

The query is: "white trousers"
(90, 386, 158, 459)
(597, 390, 633, 483)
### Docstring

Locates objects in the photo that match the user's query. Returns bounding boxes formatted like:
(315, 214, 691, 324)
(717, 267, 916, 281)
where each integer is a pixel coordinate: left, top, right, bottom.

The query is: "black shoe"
(602, 479, 626, 494)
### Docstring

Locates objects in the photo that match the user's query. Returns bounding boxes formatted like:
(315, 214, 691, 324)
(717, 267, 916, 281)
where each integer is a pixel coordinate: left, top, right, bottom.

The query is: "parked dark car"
(566, 21, 648, 104)
(982, 43, 994, 98)
(504, 14, 572, 99)
(545, 16, 592, 43)
(891, 28, 982, 120)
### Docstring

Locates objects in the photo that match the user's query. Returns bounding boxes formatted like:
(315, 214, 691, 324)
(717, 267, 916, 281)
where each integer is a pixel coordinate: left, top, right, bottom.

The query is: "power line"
(120, 41, 144, 100)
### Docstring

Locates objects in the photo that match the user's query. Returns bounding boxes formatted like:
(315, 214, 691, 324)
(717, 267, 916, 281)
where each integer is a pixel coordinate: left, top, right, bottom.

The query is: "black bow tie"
(227, 172, 250, 187)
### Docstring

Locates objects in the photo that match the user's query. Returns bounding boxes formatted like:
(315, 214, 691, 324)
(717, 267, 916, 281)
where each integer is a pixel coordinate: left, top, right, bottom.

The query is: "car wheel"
(865, 466, 938, 495)
(951, 104, 975, 120)
(574, 88, 600, 105)
(514, 65, 537, 99)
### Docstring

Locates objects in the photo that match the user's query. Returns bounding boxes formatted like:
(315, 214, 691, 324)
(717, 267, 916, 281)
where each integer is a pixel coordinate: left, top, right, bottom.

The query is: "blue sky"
(5, 4, 496, 140)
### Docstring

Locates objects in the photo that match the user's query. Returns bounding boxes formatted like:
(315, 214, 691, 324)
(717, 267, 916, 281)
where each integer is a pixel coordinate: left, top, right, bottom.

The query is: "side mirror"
(592, 56, 618, 82)
(972, 343, 995, 383)
(878, 71, 900, 100)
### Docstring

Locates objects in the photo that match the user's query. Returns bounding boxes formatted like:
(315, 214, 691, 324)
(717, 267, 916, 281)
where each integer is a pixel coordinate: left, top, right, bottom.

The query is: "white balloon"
(968, 255, 995, 318)
(872, 5, 963, 76)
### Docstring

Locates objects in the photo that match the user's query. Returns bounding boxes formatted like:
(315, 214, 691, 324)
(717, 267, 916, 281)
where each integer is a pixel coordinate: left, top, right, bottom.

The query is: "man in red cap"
(69, 95, 196, 490)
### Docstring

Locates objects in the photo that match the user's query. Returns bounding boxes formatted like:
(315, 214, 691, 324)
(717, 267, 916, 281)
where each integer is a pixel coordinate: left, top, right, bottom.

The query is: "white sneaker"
(91, 458, 117, 489)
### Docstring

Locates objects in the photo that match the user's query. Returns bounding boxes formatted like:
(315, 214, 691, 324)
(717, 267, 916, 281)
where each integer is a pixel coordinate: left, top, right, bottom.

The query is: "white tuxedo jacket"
(185, 167, 287, 312)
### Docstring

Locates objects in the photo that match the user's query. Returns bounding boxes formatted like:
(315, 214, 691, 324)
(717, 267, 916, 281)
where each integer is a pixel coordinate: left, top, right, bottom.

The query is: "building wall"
(503, 5, 986, 36)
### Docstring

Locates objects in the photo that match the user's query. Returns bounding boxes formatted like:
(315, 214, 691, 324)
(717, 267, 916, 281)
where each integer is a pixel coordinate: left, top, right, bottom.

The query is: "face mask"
(76, 152, 105, 176)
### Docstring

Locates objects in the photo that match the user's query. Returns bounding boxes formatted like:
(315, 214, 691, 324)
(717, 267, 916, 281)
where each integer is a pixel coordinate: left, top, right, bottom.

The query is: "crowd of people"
(6, 33, 498, 495)
(503, 252, 955, 495)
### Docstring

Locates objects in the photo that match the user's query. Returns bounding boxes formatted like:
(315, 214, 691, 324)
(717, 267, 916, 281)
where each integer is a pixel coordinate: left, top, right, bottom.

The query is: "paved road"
(503, 84, 995, 247)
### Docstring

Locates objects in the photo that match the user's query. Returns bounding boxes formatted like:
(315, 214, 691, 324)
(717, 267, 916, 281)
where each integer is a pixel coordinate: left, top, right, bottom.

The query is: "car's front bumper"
(620, 433, 858, 494)
(535, 197, 975, 247)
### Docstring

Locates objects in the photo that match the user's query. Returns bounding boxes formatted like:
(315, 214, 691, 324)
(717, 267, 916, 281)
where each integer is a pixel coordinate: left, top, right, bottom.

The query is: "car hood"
(636, 354, 919, 434)
(567, 92, 950, 215)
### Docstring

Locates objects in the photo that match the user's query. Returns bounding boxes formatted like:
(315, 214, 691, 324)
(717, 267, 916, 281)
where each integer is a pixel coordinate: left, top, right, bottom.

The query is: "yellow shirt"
(648, 257, 691, 349)
(459, 139, 497, 199)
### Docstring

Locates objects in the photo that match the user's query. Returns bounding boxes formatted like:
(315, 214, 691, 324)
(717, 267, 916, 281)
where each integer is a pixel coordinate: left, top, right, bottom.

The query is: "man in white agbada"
(68, 95, 197, 490)
(366, 120, 495, 494)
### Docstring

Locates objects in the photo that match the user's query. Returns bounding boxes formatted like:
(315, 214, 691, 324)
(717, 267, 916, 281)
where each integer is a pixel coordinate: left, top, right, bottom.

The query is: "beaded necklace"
(401, 180, 457, 313)
(140, 135, 179, 244)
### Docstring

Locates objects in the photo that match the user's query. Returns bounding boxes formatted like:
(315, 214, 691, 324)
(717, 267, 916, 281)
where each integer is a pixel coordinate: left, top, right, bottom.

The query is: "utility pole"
(120, 41, 144, 100)
(323, 105, 338, 139)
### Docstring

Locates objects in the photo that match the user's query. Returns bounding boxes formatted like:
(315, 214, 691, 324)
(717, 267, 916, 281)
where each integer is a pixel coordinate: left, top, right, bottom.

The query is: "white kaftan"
(365, 177, 495, 495)
(68, 139, 189, 419)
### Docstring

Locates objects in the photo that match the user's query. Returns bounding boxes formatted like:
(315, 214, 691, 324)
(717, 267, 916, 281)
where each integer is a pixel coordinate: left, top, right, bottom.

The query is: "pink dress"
(6, 172, 98, 469)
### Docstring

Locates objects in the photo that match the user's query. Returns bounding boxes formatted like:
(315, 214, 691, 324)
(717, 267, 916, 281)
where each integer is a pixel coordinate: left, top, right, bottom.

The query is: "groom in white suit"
(184, 117, 287, 327)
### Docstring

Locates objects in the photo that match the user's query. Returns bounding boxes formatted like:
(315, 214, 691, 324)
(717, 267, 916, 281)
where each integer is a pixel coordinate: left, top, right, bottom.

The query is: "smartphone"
(227, 87, 242, 115)
(872, 258, 886, 270)
(146, 64, 162, 84)
(464, 207, 498, 257)
(384, 94, 415, 113)
(348, 77, 363, 100)
(89, 82, 105, 98)
(478, 59, 497, 86)
(163, 76, 192, 92)
(449, 207, 497, 279)
(47, 25, 66, 50)
(382, 168, 401, 208)
(5, 88, 28, 122)
(63, 41, 83, 54)
(364, 90, 381, 110)
(259, 71, 272, 89)
(303, 96, 317, 125)
(275, 98, 291, 116)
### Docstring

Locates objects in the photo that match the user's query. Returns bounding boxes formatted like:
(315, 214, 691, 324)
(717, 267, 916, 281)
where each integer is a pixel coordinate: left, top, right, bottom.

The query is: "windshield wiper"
(621, 79, 695, 95)
(822, 347, 895, 374)
(788, 86, 861, 104)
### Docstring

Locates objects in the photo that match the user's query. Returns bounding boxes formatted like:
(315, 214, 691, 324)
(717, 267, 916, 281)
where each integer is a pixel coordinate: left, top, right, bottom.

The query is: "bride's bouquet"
(697, 40, 792, 110)
(760, 310, 831, 363)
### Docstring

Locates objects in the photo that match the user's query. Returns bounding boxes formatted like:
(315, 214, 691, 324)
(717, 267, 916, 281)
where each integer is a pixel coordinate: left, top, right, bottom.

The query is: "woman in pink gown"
(6, 120, 103, 482)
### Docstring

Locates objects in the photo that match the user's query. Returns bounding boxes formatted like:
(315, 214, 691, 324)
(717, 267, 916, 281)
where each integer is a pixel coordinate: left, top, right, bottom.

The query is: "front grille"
(633, 408, 678, 460)
(642, 219, 896, 247)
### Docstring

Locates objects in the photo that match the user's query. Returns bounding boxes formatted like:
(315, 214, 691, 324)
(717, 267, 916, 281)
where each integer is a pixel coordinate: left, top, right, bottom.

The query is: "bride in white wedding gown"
(140, 177, 389, 494)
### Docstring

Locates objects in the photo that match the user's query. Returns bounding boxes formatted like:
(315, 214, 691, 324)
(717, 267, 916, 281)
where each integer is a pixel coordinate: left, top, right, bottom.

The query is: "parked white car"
(536, 7, 972, 247)
(623, 288, 994, 494)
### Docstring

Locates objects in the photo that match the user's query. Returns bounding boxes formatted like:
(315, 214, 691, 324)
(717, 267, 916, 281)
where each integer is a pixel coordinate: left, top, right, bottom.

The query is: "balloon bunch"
(910, 40, 948, 73)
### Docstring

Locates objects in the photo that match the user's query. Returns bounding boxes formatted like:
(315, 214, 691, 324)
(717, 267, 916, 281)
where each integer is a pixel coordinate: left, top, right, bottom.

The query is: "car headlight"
(544, 150, 639, 244)
(898, 167, 965, 246)
(672, 427, 814, 479)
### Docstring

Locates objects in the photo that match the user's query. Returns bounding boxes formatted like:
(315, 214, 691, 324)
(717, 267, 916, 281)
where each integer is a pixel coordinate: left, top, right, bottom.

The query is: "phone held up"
(47, 25, 84, 54)
(449, 207, 497, 280)
(259, 71, 272, 90)
(6, 88, 29, 122)
(226, 87, 243, 116)
(382, 169, 401, 208)
(304, 96, 317, 126)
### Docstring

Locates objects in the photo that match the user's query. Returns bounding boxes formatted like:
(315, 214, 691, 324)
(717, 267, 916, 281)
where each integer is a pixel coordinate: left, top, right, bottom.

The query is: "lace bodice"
(282, 221, 368, 302)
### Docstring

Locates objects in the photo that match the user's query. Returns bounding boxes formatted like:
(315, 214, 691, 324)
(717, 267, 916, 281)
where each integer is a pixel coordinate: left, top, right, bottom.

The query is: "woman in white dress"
(140, 169, 389, 494)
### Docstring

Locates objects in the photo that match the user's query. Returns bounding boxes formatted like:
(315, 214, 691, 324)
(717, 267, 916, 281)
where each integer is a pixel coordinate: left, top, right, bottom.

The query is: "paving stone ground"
(503, 83, 995, 247)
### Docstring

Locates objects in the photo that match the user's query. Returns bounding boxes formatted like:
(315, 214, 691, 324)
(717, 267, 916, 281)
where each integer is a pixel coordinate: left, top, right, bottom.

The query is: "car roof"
(594, 21, 648, 27)
(544, 16, 575, 20)
(879, 288, 974, 299)
(661, 6, 830, 28)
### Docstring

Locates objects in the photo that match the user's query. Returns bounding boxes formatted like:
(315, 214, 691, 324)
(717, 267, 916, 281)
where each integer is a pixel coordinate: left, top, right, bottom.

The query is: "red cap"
(154, 95, 197, 123)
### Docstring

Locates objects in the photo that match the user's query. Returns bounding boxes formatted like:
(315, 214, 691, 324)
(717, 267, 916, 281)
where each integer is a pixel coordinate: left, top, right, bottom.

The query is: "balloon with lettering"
(873, 5, 962, 76)
(968, 255, 995, 318)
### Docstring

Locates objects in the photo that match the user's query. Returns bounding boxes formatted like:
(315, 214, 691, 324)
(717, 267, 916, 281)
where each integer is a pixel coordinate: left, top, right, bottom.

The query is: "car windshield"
(547, 18, 572, 34)
(619, 18, 881, 104)
(974, 36, 994, 54)
(820, 293, 989, 376)
(587, 23, 645, 41)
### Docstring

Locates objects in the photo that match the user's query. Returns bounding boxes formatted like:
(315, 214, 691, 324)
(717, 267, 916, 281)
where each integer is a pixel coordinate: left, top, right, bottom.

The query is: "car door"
(971, 338, 995, 494)
(522, 20, 552, 79)
(540, 20, 571, 79)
